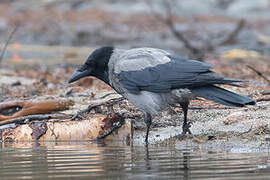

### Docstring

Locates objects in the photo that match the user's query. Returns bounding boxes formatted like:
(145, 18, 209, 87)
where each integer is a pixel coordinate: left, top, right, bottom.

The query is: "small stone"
(47, 83, 55, 89)
(223, 111, 248, 125)
(192, 137, 207, 143)
(11, 81, 21, 86)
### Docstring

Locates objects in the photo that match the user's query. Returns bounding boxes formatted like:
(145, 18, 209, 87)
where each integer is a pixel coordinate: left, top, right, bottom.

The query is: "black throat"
(90, 46, 114, 85)
(93, 69, 110, 85)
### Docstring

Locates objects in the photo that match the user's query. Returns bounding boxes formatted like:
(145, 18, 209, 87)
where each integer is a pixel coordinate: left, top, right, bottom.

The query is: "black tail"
(190, 85, 256, 107)
(220, 78, 248, 87)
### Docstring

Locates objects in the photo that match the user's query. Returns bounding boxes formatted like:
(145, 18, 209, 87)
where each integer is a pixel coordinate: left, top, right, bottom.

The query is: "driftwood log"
(0, 99, 74, 121)
(1, 114, 132, 142)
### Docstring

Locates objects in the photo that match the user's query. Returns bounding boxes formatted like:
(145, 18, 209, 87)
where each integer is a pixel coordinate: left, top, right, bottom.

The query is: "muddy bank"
(133, 101, 270, 149)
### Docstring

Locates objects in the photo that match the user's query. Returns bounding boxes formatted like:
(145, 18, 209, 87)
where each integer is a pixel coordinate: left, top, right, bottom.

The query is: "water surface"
(0, 141, 270, 179)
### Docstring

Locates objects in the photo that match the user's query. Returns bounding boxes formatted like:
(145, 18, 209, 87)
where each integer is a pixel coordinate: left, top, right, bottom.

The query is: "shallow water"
(1, 141, 270, 180)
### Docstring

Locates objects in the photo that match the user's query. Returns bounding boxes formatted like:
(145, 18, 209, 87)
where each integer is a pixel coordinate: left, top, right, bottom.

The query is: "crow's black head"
(68, 46, 114, 84)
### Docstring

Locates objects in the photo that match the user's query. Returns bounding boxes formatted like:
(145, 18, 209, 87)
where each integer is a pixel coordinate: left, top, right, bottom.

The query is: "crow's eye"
(85, 59, 95, 67)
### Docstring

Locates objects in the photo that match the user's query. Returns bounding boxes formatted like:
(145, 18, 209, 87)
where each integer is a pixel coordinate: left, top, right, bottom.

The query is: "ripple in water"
(0, 141, 270, 180)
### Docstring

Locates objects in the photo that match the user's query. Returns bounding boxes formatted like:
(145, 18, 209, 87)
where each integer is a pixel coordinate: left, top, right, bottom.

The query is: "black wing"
(117, 55, 244, 94)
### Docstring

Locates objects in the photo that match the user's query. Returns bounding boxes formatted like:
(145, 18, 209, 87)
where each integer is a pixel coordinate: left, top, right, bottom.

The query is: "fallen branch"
(246, 65, 270, 85)
(0, 113, 70, 126)
(0, 99, 74, 121)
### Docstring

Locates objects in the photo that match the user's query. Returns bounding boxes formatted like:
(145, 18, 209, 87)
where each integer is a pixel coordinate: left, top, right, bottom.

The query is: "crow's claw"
(182, 121, 192, 135)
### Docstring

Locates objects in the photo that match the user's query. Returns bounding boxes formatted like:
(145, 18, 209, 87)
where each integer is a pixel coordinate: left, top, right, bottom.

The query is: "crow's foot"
(182, 121, 192, 135)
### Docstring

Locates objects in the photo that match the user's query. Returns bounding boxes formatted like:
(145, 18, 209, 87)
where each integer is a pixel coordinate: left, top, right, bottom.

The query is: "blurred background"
(0, 0, 270, 62)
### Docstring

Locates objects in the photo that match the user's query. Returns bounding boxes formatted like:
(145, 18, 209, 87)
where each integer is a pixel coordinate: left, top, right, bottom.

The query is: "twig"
(246, 65, 270, 85)
(97, 122, 123, 139)
(256, 97, 270, 102)
(261, 90, 270, 95)
(0, 114, 70, 126)
(99, 92, 119, 99)
(97, 117, 125, 139)
(219, 19, 245, 45)
(162, 0, 200, 56)
(71, 97, 125, 120)
(239, 125, 253, 135)
(146, 0, 202, 58)
(0, 25, 19, 65)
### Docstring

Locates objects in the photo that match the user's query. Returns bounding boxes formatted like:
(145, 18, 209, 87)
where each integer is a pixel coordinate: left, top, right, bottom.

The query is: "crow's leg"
(144, 112, 152, 143)
(180, 101, 192, 134)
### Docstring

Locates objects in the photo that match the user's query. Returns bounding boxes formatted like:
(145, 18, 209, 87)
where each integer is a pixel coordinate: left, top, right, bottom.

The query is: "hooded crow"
(68, 46, 256, 143)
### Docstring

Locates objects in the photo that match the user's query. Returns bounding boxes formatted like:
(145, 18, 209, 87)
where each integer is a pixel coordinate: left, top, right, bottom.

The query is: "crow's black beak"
(68, 69, 92, 83)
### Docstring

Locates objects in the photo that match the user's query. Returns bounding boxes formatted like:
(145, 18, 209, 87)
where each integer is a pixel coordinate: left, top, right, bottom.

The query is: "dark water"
(1, 142, 270, 180)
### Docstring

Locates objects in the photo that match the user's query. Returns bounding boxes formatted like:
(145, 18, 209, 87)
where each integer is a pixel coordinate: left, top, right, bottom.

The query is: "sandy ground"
(133, 101, 270, 150)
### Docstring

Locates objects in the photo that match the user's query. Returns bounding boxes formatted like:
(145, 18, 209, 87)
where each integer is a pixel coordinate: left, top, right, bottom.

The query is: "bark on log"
(1, 114, 132, 142)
